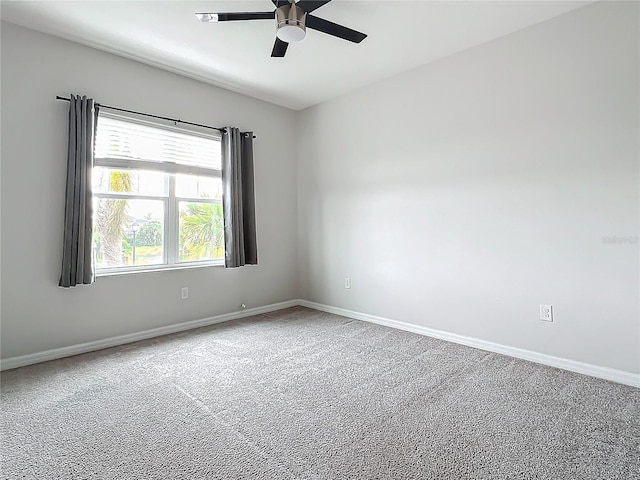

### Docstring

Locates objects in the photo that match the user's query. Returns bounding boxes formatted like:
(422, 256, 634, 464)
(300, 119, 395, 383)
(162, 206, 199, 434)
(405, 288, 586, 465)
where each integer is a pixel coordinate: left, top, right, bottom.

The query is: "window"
(93, 112, 223, 273)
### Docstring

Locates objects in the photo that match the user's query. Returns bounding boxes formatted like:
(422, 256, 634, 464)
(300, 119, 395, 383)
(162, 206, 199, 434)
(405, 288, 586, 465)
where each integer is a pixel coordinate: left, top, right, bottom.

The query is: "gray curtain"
(221, 127, 258, 268)
(59, 95, 98, 287)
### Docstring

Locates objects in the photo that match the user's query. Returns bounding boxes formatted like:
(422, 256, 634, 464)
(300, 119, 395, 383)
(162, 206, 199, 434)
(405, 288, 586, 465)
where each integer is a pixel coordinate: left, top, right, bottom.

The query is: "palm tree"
(179, 202, 224, 260)
(96, 170, 133, 266)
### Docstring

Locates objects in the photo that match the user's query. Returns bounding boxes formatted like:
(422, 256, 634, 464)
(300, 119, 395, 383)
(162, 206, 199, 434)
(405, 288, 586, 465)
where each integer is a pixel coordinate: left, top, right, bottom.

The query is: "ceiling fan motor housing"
(276, 4, 307, 43)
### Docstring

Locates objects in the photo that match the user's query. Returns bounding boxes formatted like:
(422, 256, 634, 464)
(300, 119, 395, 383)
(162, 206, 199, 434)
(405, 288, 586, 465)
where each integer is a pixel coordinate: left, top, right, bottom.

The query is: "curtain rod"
(55, 96, 256, 138)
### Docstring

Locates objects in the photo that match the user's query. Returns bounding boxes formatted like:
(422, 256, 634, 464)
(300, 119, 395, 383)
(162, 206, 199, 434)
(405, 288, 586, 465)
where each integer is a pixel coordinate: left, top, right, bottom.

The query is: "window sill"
(96, 261, 224, 277)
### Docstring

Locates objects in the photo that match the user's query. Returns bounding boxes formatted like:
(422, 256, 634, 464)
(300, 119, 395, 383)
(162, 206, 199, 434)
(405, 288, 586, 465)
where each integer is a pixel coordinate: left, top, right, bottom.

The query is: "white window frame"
(94, 112, 224, 275)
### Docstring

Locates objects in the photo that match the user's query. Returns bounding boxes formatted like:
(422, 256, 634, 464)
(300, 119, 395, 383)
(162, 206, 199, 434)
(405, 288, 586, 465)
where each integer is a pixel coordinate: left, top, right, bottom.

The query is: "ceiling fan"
(196, 0, 367, 58)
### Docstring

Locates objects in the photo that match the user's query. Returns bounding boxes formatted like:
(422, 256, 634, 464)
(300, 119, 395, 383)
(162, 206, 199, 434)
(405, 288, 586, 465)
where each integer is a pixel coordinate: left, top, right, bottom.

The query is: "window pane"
(178, 201, 224, 262)
(93, 167, 168, 196)
(94, 198, 165, 269)
(176, 174, 222, 199)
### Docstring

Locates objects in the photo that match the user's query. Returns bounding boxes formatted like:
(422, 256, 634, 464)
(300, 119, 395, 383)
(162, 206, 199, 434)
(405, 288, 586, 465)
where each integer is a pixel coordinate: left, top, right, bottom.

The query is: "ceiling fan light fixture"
(275, 4, 307, 43)
(277, 24, 306, 43)
(194, 0, 368, 58)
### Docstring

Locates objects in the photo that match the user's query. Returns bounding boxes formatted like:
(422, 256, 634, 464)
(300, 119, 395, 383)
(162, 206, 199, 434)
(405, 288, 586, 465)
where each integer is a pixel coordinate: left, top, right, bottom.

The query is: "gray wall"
(1, 22, 299, 359)
(297, 2, 640, 373)
(2, 2, 639, 376)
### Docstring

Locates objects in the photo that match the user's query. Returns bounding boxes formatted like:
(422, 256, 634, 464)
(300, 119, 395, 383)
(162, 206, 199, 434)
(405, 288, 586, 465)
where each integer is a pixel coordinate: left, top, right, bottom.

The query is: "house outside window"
(93, 112, 224, 273)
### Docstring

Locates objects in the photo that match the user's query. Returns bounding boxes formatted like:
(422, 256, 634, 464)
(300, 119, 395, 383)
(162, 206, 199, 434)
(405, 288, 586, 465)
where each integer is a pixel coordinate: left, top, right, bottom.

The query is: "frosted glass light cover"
(276, 25, 306, 43)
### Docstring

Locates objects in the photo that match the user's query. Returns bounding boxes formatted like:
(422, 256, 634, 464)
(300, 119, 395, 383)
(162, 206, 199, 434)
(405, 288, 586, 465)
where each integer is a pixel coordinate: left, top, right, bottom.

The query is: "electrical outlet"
(344, 277, 351, 289)
(241, 303, 246, 309)
(540, 304, 553, 322)
(181, 287, 189, 300)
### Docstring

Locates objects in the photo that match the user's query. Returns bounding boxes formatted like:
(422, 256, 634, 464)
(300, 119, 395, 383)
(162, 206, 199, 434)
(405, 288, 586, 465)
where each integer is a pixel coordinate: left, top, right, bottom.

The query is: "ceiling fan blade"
(306, 15, 367, 43)
(271, 38, 289, 57)
(271, 0, 291, 7)
(196, 12, 274, 22)
(296, 0, 332, 13)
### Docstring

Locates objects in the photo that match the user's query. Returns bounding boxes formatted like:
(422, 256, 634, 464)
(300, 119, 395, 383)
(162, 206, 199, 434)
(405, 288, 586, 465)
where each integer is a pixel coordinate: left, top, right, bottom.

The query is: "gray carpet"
(1, 306, 639, 479)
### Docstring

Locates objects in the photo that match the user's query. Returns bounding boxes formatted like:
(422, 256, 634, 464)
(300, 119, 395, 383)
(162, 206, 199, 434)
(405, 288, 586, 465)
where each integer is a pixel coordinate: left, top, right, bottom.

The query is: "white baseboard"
(3, 298, 638, 388)
(298, 300, 640, 388)
(0, 300, 298, 371)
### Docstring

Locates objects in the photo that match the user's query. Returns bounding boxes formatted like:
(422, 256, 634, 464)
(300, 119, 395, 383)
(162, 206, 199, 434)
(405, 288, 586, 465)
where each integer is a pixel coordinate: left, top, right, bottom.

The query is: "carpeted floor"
(1, 306, 639, 479)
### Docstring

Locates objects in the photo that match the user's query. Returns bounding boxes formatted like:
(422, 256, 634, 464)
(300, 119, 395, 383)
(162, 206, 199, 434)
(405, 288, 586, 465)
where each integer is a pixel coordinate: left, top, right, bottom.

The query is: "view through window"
(93, 112, 223, 272)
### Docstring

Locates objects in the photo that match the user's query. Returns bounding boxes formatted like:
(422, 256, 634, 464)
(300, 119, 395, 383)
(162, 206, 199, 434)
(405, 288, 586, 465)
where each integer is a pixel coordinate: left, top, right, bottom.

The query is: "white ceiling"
(1, 1, 590, 110)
